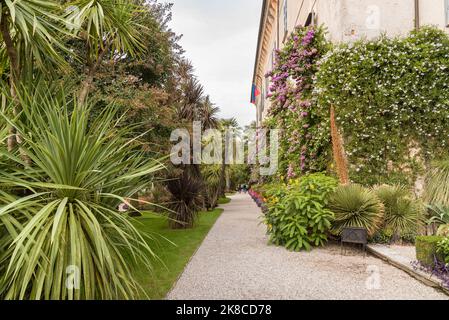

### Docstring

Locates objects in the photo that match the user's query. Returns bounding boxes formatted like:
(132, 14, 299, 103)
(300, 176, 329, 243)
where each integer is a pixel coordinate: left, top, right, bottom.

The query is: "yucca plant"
(427, 204, 449, 226)
(201, 165, 221, 210)
(0, 89, 164, 300)
(167, 168, 203, 229)
(328, 184, 384, 237)
(374, 184, 421, 242)
(65, 0, 146, 104)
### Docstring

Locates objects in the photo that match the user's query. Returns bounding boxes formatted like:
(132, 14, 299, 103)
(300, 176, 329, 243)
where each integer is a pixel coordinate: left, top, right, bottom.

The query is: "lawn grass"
(218, 197, 232, 205)
(132, 209, 223, 300)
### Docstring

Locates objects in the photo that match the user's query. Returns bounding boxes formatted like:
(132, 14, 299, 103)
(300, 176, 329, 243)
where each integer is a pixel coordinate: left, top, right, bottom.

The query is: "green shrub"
(328, 184, 384, 237)
(437, 237, 449, 264)
(370, 229, 394, 244)
(374, 184, 421, 242)
(264, 174, 337, 252)
(437, 225, 449, 237)
(416, 236, 445, 267)
(218, 197, 231, 205)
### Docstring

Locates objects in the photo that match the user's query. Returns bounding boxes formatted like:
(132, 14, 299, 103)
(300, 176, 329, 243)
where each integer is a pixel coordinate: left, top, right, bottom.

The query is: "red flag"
(250, 84, 261, 105)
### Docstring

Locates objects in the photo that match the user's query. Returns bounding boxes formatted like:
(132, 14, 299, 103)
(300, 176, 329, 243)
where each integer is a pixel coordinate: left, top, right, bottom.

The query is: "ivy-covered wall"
(315, 27, 449, 186)
(264, 25, 449, 187)
(264, 26, 332, 180)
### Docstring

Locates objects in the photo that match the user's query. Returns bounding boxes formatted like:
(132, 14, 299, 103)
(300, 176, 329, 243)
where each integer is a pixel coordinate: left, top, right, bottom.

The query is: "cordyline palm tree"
(64, 0, 145, 105)
(177, 77, 204, 121)
(201, 165, 221, 210)
(0, 0, 68, 150)
(219, 118, 239, 197)
(199, 95, 219, 129)
(0, 87, 164, 299)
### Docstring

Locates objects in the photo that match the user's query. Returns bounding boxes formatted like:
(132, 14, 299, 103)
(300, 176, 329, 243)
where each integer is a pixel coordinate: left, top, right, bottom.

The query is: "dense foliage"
(0, 0, 236, 300)
(263, 174, 337, 251)
(264, 26, 332, 180)
(315, 27, 449, 186)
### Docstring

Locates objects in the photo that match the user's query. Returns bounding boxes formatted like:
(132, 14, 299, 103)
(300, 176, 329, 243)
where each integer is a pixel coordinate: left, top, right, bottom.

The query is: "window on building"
(283, 0, 288, 34)
(446, 0, 449, 27)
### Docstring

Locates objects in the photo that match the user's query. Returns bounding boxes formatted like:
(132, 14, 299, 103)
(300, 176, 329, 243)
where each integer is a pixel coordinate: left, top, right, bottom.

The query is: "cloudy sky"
(167, 0, 262, 127)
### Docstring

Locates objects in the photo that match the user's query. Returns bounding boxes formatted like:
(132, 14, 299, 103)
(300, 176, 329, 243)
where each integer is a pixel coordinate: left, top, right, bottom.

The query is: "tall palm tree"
(219, 118, 239, 196)
(199, 95, 220, 129)
(65, 0, 145, 105)
(178, 77, 204, 121)
(0, 0, 68, 149)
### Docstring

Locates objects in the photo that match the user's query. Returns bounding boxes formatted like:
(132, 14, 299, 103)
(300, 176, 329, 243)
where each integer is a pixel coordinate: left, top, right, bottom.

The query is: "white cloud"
(168, 0, 262, 127)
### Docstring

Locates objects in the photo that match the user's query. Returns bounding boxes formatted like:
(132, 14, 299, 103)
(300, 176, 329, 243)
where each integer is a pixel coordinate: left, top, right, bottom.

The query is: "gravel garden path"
(167, 194, 448, 300)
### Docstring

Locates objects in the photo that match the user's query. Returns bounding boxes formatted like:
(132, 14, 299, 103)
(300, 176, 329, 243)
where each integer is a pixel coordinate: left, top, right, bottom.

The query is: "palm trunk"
(1, 13, 20, 151)
(220, 150, 226, 197)
(78, 42, 110, 106)
(1, 14, 31, 165)
(226, 170, 231, 191)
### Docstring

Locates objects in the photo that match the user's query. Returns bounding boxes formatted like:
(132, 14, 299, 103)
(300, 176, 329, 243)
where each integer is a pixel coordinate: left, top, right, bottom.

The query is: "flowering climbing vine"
(315, 26, 449, 186)
(264, 26, 331, 180)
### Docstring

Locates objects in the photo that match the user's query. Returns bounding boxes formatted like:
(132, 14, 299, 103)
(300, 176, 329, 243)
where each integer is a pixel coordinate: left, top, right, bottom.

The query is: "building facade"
(253, 0, 449, 125)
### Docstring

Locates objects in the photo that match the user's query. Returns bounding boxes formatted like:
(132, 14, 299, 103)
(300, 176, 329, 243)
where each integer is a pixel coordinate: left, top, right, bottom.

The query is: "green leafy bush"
(416, 236, 445, 267)
(328, 184, 384, 237)
(437, 237, 449, 264)
(374, 185, 421, 242)
(263, 174, 337, 251)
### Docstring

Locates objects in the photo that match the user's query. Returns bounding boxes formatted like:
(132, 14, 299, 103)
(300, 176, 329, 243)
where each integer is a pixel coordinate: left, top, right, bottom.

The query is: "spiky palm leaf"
(65, 0, 144, 58)
(0, 88, 164, 300)
(0, 0, 69, 70)
(328, 184, 384, 237)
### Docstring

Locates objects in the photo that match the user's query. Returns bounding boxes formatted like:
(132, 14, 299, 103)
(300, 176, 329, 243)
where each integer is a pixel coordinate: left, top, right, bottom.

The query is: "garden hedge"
(416, 236, 445, 267)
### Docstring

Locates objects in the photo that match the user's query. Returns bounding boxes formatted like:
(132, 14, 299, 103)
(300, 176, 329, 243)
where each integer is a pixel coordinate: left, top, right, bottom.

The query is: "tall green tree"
(0, 0, 67, 149)
(219, 118, 239, 196)
(65, 0, 145, 105)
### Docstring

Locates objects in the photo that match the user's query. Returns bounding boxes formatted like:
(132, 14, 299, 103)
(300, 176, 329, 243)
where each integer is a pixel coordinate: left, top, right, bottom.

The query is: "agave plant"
(166, 168, 203, 229)
(427, 204, 449, 226)
(374, 184, 421, 241)
(0, 89, 164, 300)
(328, 184, 384, 237)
